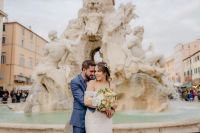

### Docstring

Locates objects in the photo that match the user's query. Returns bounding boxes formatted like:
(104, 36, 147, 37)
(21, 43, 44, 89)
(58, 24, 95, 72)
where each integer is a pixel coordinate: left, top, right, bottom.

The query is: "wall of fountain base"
(0, 120, 200, 133)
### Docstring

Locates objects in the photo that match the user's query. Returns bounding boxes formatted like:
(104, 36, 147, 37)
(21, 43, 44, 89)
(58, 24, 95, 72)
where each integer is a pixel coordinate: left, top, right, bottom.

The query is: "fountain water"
(1, 0, 200, 132)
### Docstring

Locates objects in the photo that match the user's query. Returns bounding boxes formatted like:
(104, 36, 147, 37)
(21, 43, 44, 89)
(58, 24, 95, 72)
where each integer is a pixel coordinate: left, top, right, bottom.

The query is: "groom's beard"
(85, 74, 95, 81)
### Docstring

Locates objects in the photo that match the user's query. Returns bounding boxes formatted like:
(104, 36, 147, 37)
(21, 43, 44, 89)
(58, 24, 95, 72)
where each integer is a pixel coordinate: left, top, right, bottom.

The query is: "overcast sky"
(4, 0, 200, 57)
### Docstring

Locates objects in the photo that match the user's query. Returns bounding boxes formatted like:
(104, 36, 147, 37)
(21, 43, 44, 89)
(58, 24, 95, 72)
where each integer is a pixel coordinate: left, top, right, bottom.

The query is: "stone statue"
(32, 31, 72, 79)
(80, 0, 104, 41)
(145, 43, 165, 68)
(127, 26, 145, 59)
(23, 0, 176, 113)
(101, 3, 137, 81)
(25, 31, 75, 112)
(48, 30, 58, 41)
(83, 0, 103, 13)
(61, 19, 84, 41)
(82, 12, 103, 37)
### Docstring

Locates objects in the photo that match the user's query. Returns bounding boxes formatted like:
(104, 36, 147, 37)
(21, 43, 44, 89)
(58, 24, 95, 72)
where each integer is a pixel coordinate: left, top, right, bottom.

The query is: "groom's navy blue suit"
(70, 74, 88, 133)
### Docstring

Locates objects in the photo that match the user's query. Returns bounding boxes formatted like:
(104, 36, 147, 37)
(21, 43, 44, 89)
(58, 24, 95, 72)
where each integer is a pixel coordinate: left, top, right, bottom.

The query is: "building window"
(19, 54, 25, 67)
(29, 43, 33, 50)
(3, 24, 5, 32)
(29, 57, 33, 68)
(2, 37, 6, 44)
(20, 40, 24, 47)
(22, 28, 25, 36)
(1, 52, 6, 64)
(187, 70, 189, 76)
(30, 33, 33, 40)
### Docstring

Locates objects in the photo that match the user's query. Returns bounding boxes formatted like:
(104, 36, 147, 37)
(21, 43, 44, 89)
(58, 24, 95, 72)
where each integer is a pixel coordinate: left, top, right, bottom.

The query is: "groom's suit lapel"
(78, 74, 87, 91)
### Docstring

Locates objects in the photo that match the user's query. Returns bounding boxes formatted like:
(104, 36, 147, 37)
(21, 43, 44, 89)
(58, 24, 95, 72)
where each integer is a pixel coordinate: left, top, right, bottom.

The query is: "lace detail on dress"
(85, 90, 112, 133)
(85, 91, 95, 97)
(85, 90, 104, 107)
(85, 109, 112, 133)
(85, 91, 97, 106)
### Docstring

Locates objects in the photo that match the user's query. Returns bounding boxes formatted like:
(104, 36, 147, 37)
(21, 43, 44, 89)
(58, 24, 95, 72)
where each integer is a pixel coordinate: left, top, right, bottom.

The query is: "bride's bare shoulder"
(88, 80, 96, 85)
(87, 80, 96, 91)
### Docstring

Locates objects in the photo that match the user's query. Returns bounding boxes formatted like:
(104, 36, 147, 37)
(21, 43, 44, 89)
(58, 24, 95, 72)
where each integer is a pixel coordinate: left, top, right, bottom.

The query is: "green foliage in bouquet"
(96, 88, 117, 112)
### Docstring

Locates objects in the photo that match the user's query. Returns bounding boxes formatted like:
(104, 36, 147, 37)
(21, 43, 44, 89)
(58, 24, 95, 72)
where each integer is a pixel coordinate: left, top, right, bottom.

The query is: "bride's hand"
(112, 102, 118, 110)
(105, 109, 114, 118)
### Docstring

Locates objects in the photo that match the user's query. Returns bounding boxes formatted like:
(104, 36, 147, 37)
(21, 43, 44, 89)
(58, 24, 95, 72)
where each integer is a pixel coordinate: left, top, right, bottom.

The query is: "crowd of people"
(0, 88, 29, 104)
(1, 83, 200, 105)
(179, 84, 200, 102)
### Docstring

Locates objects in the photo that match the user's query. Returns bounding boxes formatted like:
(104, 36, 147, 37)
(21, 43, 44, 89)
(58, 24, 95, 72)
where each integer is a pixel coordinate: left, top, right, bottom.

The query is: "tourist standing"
(10, 89, 16, 103)
(15, 90, 21, 103)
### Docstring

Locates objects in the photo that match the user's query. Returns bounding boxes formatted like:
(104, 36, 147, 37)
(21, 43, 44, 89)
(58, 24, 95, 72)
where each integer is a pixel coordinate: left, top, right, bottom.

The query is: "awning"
(15, 85, 32, 91)
(181, 82, 192, 88)
(14, 75, 27, 82)
(174, 82, 182, 87)
(14, 75, 32, 83)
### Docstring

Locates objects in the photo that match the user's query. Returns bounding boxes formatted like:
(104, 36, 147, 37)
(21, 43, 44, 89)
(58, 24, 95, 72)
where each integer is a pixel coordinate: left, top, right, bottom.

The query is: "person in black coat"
(15, 90, 22, 103)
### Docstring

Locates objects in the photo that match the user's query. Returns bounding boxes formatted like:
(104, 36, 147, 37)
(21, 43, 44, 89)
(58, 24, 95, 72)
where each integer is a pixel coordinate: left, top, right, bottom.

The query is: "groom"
(70, 60, 96, 133)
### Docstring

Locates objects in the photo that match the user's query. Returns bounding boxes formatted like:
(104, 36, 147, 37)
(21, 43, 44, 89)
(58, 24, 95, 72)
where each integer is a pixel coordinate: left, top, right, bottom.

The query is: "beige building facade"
(0, 0, 7, 64)
(166, 40, 200, 84)
(173, 44, 184, 83)
(0, 22, 48, 91)
(183, 40, 200, 83)
(165, 56, 176, 82)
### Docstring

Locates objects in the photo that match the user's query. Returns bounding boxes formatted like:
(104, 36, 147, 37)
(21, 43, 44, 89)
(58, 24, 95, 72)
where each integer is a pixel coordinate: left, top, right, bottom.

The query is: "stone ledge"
(113, 119, 200, 129)
(0, 119, 200, 133)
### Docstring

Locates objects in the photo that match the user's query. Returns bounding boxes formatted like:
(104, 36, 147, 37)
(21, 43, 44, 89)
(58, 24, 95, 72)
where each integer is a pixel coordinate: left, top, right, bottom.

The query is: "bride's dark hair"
(97, 62, 111, 82)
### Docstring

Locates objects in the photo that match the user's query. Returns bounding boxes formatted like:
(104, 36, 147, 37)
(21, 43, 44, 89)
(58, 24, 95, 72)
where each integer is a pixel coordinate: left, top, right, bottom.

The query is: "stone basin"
(0, 101, 200, 133)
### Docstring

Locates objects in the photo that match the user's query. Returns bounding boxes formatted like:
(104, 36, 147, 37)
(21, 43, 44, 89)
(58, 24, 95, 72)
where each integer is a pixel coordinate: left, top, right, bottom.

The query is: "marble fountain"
(1, 0, 200, 133)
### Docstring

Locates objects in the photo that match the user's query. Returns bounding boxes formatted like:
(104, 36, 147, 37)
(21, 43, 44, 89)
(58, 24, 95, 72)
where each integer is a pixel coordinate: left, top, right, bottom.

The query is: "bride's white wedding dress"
(85, 91, 112, 133)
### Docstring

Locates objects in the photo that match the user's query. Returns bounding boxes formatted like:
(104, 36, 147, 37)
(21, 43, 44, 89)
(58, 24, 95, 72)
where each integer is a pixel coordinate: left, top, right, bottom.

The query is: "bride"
(84, 62, 115, 133)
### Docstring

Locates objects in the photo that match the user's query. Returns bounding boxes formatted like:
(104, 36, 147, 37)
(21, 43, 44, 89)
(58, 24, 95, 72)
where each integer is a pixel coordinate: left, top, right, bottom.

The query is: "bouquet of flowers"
(92, 88, 117, 112)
